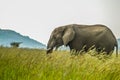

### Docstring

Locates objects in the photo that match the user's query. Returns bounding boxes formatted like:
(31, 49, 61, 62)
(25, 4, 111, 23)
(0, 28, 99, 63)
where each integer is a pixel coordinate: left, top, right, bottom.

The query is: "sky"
(0, 0, 120, 45)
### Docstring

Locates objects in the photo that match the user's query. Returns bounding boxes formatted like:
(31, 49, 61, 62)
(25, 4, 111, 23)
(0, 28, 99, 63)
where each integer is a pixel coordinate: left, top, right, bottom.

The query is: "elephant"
(47, 24, 118, 57)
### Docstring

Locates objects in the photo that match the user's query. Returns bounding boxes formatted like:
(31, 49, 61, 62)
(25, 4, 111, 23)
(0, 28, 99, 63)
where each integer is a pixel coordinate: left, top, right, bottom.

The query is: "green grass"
(0, 47, 120, 80)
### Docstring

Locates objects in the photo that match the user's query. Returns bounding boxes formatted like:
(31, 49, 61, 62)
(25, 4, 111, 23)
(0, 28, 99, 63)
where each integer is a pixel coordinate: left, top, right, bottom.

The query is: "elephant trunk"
(46, 39, 56, 54)
(46, 42, 54, 54)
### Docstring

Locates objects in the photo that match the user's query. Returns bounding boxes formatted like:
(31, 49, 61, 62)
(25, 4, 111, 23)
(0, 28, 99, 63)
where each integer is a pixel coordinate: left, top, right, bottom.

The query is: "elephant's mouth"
(46, 48, 53, 54)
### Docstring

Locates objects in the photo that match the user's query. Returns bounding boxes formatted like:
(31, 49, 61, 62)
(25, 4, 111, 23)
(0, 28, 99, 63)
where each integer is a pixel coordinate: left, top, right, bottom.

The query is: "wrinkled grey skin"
(47, 24, 118, 57)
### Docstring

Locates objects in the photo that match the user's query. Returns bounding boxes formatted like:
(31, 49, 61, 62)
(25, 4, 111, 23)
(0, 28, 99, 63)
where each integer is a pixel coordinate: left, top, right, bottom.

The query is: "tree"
(10, 42, 22, 48)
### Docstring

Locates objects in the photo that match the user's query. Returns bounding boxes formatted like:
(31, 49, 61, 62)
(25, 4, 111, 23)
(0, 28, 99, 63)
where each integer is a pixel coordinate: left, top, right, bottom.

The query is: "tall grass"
(0, 47, 120, 80)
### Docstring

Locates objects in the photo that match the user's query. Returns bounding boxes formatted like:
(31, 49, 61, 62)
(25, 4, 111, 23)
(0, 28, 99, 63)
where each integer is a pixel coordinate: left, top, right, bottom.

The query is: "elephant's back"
(73, 24, 117, 45)
(74, 24, 108, 32)
(73, 24, 115, 37)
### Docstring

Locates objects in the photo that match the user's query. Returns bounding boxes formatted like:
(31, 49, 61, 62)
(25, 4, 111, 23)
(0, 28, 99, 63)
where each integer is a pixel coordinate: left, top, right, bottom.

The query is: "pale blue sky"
(0, 0, 120, 44)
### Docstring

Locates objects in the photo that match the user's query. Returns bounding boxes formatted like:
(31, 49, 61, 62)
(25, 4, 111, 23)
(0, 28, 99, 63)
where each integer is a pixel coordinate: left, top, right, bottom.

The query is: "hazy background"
(0, 0, 120, 45)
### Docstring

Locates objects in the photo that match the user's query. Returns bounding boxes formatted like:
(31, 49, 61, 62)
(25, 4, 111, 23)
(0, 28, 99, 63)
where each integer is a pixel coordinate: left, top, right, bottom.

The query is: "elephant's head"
(47, 25, 75, 54)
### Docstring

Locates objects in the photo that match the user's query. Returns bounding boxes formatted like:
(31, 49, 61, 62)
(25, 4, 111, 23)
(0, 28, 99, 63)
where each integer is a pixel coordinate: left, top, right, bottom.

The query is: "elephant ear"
(62, 27, 75, 46)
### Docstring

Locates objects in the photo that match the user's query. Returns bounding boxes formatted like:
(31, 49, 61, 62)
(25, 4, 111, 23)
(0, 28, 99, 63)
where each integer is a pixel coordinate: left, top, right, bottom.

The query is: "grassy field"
(0, 47, 120, 80)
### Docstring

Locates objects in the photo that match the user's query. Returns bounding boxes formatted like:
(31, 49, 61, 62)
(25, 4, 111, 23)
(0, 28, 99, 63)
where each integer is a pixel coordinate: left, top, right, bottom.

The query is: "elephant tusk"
(46, 48, 53, 54)
(47, 48, 51, 51)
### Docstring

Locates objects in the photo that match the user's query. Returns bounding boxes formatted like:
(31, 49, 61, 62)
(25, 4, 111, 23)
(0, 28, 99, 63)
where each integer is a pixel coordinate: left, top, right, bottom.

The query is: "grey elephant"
(47, 24, 118, 57)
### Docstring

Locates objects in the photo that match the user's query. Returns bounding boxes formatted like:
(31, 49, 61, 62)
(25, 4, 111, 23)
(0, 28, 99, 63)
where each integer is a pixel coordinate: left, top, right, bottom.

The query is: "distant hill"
(117, 38, 120, 49)
(0, 29, 46, 49)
